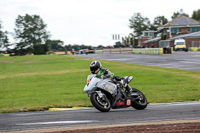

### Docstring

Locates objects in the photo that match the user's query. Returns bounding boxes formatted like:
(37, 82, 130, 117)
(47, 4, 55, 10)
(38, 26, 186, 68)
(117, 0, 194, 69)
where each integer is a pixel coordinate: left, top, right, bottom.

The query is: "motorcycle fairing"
(96, 79, 117, 96)
(84, 75, 117, 96)
(84, 76, 102, 94)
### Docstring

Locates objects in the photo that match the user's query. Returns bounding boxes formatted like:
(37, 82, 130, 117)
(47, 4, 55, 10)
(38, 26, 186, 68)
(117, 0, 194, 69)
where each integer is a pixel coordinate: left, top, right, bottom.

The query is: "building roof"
(167, 31, 200, 41)
(143, 31, 200, 43)
(143, 16, 200, 44)
(142, 37, 160, 44)
(162, 15, 200, 28)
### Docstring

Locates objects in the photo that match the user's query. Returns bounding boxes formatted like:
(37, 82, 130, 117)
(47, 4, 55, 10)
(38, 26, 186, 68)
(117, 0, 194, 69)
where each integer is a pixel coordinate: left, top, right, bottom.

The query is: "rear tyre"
(90, 92, 111, 112)
(131, 88, 147, 110)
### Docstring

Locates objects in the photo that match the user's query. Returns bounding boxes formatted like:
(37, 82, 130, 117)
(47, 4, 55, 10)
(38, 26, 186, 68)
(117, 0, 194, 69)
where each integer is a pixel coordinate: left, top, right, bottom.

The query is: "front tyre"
(90, 92, 111, 112)
(131, 88, 147, 110)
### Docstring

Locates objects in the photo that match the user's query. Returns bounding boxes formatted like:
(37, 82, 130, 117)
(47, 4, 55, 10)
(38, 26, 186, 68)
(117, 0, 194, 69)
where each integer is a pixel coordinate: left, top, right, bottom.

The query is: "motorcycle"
(84, 74, 148, 112)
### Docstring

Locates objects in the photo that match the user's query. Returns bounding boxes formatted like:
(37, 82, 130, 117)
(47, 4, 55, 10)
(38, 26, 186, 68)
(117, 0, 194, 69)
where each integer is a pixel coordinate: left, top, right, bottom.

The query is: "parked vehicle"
(84, 74, 148, 112)
(174, 38, 188, 52)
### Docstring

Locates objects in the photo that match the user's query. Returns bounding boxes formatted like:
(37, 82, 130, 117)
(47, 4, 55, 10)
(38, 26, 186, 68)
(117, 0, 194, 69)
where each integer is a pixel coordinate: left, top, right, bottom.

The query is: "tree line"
(0, 9, 200, 54)
(0, 14, 104, 55)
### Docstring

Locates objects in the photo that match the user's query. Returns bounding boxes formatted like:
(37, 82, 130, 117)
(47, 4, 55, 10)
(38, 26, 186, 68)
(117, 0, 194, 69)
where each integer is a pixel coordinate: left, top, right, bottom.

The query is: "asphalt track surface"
(0, 102, 200, 132)
(75, 51, 200, 72)
(1, 51, 200, 132)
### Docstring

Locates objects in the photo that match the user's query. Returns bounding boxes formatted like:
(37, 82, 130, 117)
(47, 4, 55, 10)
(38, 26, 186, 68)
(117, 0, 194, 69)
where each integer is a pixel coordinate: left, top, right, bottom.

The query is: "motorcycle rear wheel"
(90, 92, 111, 112)
(131, 88, 148, 110)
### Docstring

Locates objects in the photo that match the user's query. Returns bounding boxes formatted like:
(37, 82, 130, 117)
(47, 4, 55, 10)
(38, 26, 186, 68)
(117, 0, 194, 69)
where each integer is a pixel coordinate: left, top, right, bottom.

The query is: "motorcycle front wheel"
(90, 92, 111, 112)
(131, 88, 148, 110)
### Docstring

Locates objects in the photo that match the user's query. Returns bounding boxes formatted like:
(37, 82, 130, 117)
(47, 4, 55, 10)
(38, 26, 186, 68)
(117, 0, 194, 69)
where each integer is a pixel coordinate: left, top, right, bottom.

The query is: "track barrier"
(102, 48, 174, 54)
(189, 47, 200, 51)
(0, 54, 10, 56)
(132, 48, 164, 54)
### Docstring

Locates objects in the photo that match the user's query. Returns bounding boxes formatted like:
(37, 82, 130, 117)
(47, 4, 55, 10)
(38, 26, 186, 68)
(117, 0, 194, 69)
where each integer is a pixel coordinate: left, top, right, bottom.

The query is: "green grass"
(0, 55, 200, 113)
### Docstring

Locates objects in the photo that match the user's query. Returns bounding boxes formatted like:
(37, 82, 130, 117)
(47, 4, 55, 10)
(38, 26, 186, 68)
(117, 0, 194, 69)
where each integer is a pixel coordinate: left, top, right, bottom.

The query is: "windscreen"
(176, 42, 185, 45)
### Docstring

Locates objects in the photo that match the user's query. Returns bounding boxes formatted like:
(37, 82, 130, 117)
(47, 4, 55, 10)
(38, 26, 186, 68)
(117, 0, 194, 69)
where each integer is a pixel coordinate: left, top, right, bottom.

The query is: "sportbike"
(84, 74, 148, 112)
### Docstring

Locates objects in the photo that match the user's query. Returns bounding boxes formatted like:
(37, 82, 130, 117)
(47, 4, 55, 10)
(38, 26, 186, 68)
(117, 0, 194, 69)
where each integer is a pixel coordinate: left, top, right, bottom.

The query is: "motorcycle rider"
(90, 61, 114, 79)
(90, 61, 128, 90)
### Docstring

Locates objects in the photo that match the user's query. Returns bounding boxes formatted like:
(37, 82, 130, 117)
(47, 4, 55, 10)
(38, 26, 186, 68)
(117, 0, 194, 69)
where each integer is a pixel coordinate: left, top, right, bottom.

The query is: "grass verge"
(0, 55, 200, 113)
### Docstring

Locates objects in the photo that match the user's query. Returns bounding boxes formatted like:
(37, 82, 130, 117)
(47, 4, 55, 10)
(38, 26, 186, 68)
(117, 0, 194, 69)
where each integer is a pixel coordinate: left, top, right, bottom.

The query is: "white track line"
(16, 120, 99, 125)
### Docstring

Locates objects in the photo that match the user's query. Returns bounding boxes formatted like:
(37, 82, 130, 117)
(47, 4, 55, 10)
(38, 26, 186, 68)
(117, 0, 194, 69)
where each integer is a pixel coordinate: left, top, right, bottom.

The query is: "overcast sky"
(0, 0, 199, 46)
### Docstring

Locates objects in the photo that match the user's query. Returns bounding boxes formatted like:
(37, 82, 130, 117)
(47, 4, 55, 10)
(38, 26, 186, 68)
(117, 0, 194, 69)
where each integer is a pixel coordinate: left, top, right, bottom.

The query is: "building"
(142, 15, 200, 48)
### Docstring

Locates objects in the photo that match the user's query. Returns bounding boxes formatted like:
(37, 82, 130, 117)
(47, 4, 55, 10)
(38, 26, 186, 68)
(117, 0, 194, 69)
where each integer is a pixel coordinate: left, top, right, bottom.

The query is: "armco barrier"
(132, 48, 164, 54)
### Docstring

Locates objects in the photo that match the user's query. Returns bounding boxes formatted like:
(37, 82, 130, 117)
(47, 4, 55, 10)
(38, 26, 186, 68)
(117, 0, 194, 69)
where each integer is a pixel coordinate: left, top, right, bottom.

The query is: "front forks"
(96, 91, 107, 100)
(125, 85, 132, 92)
(96, 91, 103, 98)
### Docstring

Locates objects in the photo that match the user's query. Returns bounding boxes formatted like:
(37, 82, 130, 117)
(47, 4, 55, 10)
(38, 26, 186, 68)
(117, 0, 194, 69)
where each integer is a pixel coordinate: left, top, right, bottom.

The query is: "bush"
(161, 35, 166, 40)
(46, 51, 55, 55)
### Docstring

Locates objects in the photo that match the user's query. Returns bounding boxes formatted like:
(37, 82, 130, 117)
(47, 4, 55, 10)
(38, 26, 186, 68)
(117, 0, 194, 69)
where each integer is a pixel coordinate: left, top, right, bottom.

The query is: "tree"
(95, 45, 105, 50)
(0, 20, 9, 51)
(113, 41, 124, 48)
(14, 14, 50, 55)
(46, 40, 64, 52)
(150, 16, 168, 31)
(192, 9, 200, 21)
(64, 44, 94, 52)
(129, 13, 151, 37)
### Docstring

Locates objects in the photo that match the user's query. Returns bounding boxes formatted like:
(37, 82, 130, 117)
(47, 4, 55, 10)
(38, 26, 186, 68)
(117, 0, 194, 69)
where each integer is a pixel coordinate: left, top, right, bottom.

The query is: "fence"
(95, 50, 103, 54)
